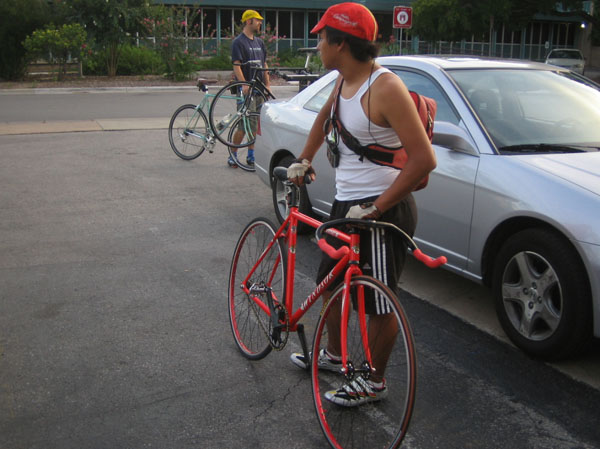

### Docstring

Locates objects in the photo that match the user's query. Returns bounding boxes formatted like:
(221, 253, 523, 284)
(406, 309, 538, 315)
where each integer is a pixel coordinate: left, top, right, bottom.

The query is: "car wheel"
(492, 228, 592, 360)
(271, 155, 314, 234)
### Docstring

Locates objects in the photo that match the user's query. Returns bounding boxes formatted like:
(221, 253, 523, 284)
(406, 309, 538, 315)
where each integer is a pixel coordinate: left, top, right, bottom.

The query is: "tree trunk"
(106, 42, 120, 77)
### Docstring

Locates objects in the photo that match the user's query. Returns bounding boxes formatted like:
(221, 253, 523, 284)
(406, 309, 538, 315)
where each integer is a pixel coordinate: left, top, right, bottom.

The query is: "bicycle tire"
(227, 113, 259, 172)
(228, 217, 287, 360)
(208, 81, 267, 148)
(168, 104, 210, 160)
(312, 275, 417, 449)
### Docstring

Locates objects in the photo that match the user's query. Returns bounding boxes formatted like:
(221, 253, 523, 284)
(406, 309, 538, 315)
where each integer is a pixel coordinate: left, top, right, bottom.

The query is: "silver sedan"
(254, 55, 600, 360)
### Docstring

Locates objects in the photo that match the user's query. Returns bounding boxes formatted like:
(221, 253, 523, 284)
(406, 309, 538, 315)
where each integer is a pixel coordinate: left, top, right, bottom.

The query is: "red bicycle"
(228, 167, 446, 449)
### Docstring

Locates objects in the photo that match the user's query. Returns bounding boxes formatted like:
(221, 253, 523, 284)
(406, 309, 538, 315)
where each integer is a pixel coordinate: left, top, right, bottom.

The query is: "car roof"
(548, 48, 582, 54)
(377, 55, 560, 72)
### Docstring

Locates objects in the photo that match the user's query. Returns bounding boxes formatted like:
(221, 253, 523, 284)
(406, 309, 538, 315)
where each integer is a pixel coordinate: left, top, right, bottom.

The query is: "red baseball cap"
(311, 2, 378, 42)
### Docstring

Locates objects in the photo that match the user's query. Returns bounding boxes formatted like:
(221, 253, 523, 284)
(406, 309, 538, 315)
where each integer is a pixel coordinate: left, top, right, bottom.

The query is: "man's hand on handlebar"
(345, 202, 382, 220)
(287, 159, 315, 186)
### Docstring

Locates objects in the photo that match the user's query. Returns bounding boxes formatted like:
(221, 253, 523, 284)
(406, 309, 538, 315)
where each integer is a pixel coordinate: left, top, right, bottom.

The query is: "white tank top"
(335, 67, 401, 201)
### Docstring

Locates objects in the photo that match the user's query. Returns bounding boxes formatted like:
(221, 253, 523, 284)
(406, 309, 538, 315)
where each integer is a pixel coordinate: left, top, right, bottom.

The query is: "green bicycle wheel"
(168, 104, 210, 160)
(208, 81, 268, 149)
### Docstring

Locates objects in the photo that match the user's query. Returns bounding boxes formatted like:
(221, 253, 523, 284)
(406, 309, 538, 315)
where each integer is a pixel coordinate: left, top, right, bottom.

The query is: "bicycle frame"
(240, 201, 372, 373)
(183, 87, 253, 141)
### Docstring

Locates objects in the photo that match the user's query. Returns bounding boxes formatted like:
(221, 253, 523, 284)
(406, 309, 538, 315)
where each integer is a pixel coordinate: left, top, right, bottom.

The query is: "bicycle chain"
(246, 284, 289, 351)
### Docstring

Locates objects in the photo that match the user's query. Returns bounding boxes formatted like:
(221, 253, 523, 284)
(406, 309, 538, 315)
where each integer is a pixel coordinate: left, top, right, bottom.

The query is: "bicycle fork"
(340, 264, 374, 380)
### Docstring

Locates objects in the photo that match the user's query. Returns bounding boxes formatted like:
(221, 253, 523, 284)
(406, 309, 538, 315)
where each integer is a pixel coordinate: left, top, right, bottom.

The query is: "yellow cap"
(242, 10, 264, 22)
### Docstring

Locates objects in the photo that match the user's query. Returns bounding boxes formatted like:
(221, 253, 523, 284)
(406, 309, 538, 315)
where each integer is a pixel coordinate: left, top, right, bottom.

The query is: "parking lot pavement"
(1, 83, 598, 393)
(400, 257, 600, 391)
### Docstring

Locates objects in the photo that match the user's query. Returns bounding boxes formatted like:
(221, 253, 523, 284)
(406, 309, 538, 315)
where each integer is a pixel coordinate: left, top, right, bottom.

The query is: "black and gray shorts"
(316, 194, 417, 315)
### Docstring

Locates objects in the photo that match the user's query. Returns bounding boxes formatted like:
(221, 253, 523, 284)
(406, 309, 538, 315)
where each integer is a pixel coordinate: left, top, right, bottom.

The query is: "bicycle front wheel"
(208, 81, 267, 148)
(168, 104, 210, 160)
(312, 275, 417, 449)
(228, 218, 287, 360)
(227, 113, 259, 172)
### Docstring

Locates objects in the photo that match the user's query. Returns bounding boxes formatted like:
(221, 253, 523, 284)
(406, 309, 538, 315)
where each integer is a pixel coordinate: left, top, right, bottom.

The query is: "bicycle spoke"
(168, 104, 210, 160)
(312, 276, 416, 449)
(209, 81, 267, 149)
(229, 218, 286, 360)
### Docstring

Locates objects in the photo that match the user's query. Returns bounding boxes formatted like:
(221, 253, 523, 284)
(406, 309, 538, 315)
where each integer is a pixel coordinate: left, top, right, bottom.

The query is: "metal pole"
(399, 28, 403, 55)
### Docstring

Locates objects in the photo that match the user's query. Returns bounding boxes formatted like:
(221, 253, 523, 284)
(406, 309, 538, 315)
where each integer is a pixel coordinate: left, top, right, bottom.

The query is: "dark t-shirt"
(231, 33, 267, 82)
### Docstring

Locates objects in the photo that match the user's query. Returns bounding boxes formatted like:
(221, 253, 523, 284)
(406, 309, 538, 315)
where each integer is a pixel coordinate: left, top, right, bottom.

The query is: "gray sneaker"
(325, 376, 388, 407)
(290, 348, 343, 372)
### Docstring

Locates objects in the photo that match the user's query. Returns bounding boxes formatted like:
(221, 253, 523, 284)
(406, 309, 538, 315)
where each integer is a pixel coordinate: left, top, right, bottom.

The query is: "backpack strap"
(329, 77, 369, 162)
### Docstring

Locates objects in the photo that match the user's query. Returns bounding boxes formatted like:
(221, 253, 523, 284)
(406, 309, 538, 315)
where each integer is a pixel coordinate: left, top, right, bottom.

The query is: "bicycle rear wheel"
(227, 113, 259, 172)
(228, 218, 287, 360)
(312, 275, 417, 449)
(168, 104, 210, 160)
(208, 81, 267, 148)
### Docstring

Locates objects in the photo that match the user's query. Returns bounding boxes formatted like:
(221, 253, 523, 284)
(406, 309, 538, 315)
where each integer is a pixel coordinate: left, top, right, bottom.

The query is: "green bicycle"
(168, 64, 276, 171)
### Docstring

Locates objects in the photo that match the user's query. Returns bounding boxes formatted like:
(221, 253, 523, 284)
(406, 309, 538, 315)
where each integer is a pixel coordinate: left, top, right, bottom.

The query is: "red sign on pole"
(393, 6, 412, 29)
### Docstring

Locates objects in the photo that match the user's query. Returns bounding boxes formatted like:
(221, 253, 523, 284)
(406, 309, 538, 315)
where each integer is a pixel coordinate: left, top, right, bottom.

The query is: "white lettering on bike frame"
(300, 270, 336, 312)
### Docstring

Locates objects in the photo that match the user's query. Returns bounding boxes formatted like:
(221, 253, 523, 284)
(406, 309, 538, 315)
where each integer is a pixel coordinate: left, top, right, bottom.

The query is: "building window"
(220, 8, 234, 38)
(292, 10, 304, 41)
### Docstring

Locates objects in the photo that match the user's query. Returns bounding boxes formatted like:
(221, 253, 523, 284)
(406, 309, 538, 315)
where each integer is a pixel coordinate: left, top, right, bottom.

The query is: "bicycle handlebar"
(233, 61, 312, 74)
(317, 238, 350, 260)
(273, 167, 447, 269)
(315, 218, 447, 269)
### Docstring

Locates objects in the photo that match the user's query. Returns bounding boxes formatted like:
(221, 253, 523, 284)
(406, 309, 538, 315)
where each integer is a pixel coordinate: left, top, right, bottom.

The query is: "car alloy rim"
(274, 178, 291, 219)
(501, 251, 563, 341)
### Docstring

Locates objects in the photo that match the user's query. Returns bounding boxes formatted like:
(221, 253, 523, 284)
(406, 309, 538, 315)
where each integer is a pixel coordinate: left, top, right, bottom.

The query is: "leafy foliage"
(143, 6, 203, 80)
(56, 0, 153, 77)
(23, 24, 87, 80)
(0, 0, 50, 80)
(413, 0, 592, 41)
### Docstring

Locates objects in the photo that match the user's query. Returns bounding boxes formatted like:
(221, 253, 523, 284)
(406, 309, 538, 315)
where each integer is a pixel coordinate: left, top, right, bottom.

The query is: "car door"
(391, 68, 480, 273)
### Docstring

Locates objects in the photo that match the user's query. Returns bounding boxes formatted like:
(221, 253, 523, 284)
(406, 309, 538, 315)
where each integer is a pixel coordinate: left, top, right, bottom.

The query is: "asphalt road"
(1, 89, 599, 448)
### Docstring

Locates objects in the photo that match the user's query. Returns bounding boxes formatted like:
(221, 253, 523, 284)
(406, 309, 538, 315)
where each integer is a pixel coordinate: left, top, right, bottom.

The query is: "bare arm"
(263, 62, 270, 89)
(297, 76, 340, 163)
(232, 61, 244, 82)
(370, 75, 437, 213)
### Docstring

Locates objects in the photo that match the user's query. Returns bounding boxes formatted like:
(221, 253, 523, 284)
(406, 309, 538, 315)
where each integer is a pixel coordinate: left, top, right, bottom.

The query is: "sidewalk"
(0, 83, 300, 136)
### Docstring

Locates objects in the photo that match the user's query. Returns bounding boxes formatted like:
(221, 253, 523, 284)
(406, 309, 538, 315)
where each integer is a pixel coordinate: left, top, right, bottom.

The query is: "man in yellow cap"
(228, 9, 270, 168)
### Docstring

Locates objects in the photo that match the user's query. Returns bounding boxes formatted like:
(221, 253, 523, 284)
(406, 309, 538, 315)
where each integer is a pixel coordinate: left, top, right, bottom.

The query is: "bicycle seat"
(196, 78, 217, 91)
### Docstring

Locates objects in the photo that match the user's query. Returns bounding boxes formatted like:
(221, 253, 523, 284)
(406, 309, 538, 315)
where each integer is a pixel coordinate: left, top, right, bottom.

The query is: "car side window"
(392, 69, 460, 125)
(303, 80, 336, 113)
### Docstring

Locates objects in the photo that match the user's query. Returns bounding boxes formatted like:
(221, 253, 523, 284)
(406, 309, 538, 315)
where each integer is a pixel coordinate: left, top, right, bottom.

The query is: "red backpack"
(330, 78, 436, 190)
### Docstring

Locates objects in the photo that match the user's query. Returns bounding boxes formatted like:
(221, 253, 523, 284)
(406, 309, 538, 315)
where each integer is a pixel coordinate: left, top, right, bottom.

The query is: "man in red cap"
(288, 3, 436, 406)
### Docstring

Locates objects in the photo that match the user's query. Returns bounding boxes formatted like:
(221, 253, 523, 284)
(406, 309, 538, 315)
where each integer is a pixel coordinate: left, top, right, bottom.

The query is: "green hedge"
(82, 45, 165, 76)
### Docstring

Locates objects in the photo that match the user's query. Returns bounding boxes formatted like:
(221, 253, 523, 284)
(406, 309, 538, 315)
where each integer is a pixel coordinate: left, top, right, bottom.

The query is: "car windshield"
(449, 69, 600, 152)
(548, 49, 583, 60)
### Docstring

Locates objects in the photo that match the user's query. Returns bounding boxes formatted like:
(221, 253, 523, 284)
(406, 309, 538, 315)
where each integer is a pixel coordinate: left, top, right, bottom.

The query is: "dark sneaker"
(227, 156, 238, 168)
(246, 156, 255, 166)
(290, 348, 342, 372)
(325, 377, 387, 407)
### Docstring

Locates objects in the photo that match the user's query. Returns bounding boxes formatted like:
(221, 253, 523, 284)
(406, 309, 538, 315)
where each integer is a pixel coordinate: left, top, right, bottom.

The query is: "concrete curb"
(0, 83, 301, 96)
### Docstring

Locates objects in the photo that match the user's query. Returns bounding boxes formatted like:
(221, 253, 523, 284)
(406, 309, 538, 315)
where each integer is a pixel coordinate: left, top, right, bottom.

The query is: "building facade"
(154, 0, 594, 62)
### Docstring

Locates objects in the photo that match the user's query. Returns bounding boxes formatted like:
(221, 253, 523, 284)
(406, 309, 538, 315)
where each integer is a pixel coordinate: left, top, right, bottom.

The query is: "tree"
(412, 0, 469, 42)
(143, 5, 203, 80)
(57, 0, 153, 77)
(413, 0, 592, 41)
(23, 24, 87, 80)
(0, 0, 50, 80)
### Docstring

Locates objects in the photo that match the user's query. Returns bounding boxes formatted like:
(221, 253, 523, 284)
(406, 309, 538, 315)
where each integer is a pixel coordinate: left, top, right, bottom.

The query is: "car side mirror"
(432, 121, 478, 154)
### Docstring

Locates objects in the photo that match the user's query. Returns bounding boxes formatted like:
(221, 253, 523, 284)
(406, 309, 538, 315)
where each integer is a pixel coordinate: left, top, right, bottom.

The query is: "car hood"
(520, 152, 600, 196)
(546, 58, 581, 65)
